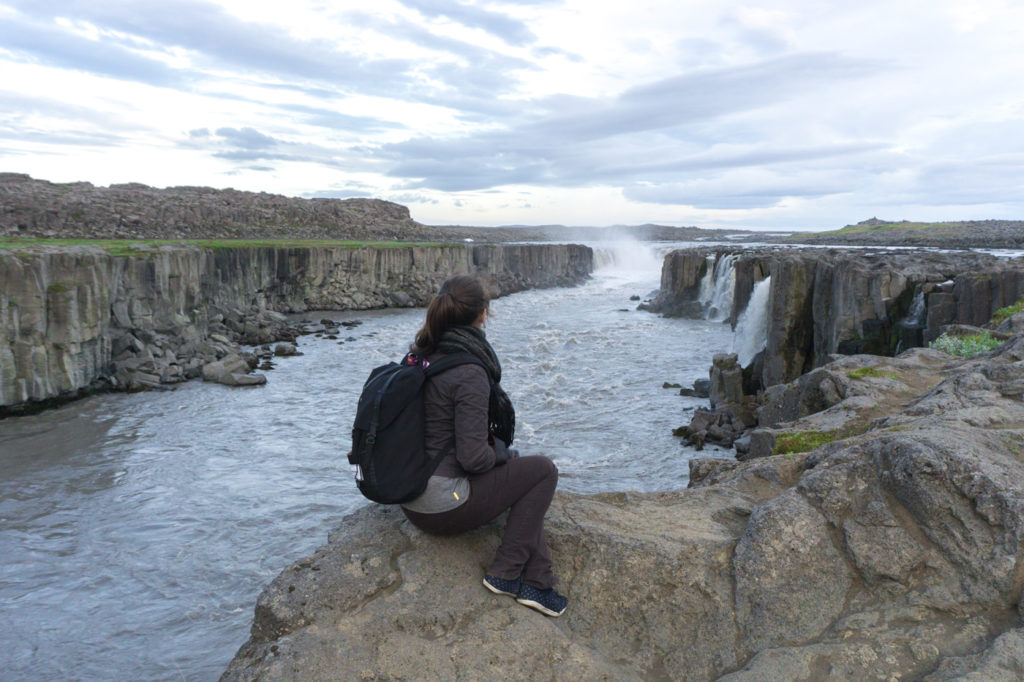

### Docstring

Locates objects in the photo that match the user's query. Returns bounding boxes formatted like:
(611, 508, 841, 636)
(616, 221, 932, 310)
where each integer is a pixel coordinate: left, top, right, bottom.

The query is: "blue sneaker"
(516, 584, 568, 617)
(483, 574, 521, 597)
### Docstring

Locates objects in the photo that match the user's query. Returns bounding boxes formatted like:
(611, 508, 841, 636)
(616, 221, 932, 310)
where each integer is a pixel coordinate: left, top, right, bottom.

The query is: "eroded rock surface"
(223, 337, 1024, 681)
(0, 243, 591, 413)
(646, 247, 1024, 388)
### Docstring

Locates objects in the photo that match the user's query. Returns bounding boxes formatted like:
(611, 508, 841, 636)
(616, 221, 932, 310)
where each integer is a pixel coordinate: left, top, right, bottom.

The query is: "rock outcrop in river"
(646, 247, 1024, 388)
(222, 334, 1024, 681)
(0, 243, 591, 415)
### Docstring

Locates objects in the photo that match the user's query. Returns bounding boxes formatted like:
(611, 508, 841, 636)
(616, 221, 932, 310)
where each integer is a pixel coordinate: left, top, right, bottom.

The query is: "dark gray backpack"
(348, 352, 482, 504)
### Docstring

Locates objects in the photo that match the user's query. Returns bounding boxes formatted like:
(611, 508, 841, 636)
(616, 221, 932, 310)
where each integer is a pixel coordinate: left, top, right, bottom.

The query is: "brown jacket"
(424, 357, 498, 477)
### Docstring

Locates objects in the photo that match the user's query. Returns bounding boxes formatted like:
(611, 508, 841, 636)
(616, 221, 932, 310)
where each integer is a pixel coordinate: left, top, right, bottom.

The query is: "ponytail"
(413, 275, 488, 355)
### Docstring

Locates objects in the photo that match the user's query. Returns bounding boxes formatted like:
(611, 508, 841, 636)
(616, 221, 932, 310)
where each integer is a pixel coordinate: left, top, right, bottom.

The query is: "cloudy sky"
(1, 0, 1023, 230)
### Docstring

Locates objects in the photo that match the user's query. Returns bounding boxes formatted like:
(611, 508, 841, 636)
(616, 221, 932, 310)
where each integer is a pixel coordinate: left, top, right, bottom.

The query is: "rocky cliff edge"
(223, 336, 1024, 681)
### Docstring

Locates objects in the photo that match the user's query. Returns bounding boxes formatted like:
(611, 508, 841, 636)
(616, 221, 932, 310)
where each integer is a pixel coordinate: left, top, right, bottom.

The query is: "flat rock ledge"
(223, 337, 1024, 681)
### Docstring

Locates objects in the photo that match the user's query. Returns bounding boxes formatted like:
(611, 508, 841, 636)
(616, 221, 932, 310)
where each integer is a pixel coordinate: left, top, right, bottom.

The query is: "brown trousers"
(402, 455, 558, 589)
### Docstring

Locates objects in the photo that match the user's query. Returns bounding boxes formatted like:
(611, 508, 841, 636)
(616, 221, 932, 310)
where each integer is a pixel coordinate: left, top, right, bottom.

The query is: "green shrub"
(991, 297, 1024, 325)
(929, 332, 1003, 357)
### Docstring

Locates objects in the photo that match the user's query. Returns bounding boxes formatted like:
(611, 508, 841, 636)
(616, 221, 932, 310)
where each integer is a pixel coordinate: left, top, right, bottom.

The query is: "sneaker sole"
(482, 577, 518, 597)
(516, 597, 566, 617)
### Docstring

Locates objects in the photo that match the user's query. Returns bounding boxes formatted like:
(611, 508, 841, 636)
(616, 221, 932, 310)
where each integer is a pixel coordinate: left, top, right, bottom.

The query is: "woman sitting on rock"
(401, 274, 568, 617)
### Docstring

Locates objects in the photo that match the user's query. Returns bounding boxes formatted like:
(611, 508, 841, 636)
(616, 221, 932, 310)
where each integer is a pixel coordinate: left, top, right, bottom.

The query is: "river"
(0, 242, 736, 681)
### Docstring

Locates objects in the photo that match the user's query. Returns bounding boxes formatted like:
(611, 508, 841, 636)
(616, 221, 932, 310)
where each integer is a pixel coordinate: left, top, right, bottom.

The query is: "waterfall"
(696, 255, 715, 306)
(592, 248, 617, 270)
(900, 290, 927, 328)
(733, 276, 772, 366)
(699, 253, 737, 321)
(591, 240, 661, 274)
(895, 289, 927, 355)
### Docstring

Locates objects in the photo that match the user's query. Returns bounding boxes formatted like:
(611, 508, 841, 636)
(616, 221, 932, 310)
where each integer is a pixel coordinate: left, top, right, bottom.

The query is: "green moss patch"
(991, 297, 1024, 325)
(46, 282, 75, 293)
(772, 423, 871, 455)
(773, 430, 838, 455)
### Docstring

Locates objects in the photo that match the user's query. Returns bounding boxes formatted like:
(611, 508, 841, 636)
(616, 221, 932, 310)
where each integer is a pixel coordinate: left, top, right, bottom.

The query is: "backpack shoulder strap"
(423, 352, 484, 378)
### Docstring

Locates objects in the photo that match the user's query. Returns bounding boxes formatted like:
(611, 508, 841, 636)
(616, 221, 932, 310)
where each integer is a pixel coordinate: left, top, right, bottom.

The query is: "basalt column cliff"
(646, 246, 1024, 387)
(0, 243, 592, 414)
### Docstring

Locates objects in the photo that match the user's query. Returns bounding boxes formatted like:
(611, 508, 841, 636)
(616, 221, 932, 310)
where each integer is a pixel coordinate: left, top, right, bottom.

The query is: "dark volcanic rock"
(649, 246, 1024, 387)
(0, 243, 592, 413)
(223, 336, 1024, 681)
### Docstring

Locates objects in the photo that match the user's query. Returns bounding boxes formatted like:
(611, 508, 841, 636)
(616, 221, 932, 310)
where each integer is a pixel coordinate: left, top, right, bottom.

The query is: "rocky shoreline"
(0, 242, 592, 416)
(221, 332, 1024, 680)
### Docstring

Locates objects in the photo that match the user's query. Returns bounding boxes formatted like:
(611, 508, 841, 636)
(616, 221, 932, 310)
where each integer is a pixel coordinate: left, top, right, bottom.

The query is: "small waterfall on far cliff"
(895, 289, 927, 354)
(902, 290, 927, 328)
(733, 276, 772, 366)
(697, 255, 715, 304)
(700, 254, 738, 321)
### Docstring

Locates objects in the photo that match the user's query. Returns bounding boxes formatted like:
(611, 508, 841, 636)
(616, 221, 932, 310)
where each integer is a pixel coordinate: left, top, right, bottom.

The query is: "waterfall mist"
(733, 276, 772, 366)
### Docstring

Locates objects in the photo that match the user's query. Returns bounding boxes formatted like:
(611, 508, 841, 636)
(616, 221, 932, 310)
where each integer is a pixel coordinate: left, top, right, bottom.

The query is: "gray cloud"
(4, 0, 533, 112)
(397, 0, 535, 45)
(214, 127, 278, 150)
(388, 192, 440, 205)
(275, 104, 404, 133)
(624, 176, 850, 209)
(308, 189, 373, 199)
(0, 91, 151, 134)
(0, 13, 184, 86)
(904, 156, 1024, 206)
(182, 127, 361, 171)
(377, 53, 883, 192)
(0, 126, 127, 147)
(526, 53, 881, 144)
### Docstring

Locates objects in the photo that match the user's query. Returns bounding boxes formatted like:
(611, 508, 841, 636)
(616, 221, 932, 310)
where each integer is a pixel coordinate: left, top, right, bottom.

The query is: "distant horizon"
(8, 170, 1011, 235)
(3, 2, 1024, 230)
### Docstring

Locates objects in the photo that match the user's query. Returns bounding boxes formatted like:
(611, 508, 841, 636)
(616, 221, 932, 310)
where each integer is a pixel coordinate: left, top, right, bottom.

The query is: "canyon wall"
(648, 246, 1024, 387)
(0, 243, 591, 413)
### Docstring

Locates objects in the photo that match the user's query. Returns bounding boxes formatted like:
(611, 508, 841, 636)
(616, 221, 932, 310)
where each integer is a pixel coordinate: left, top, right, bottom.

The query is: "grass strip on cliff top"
(0, 238, 459, 255)
(796, 221, 957, 238)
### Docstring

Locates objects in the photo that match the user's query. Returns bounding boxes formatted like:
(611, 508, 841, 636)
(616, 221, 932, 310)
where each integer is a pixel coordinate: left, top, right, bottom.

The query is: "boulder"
(996, 310, 1024, 335)
(273, 343, 299, 357)
(202, 354, 265, 386)
(225, 337, 1024, 681)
